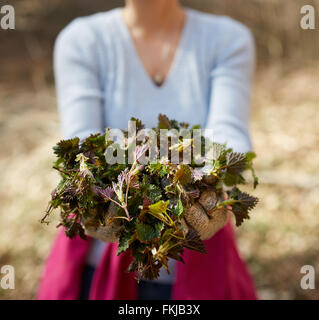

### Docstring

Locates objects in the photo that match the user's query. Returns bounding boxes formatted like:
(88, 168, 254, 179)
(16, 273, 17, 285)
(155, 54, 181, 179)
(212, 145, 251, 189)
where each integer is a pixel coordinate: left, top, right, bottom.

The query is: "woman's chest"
(101, 46, 211, 129)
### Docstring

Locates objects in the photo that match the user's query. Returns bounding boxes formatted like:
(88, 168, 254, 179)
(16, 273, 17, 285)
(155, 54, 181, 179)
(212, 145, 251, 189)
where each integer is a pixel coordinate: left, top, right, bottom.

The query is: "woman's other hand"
(183, 190, 229, 240)
(83, 202, 123, 243)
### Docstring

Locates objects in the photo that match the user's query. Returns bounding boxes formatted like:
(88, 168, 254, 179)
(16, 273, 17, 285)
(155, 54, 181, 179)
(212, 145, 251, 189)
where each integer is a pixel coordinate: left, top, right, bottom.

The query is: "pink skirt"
(37, 221, 257, 300)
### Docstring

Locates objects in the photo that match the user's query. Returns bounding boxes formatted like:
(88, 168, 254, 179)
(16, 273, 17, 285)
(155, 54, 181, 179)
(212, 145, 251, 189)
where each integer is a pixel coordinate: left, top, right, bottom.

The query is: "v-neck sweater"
(53, 7, 255, 283)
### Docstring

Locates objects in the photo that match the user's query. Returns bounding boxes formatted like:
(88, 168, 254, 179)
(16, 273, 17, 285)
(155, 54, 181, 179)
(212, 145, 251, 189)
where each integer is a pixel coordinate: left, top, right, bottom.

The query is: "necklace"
(152, 42, 171, 86)
(151, 13, 184, 87)
(124, 8, 185, 87)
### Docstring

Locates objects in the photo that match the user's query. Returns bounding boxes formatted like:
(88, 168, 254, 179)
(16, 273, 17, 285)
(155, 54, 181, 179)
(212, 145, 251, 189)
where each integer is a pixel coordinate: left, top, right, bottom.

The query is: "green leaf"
(130, 117, 144, 131)
(154, 221, 165, 237)
(148, 184, 163, 202)
(145, 200, 170, 224)
(190, 124, 201, 130)
(158, 114, 172, 129)
(210, 143, 227, 161)
(53, 137, 80, 159)
(139, 180, 163, 202)
(173, 198, 184, 218)
(157, 114, 179, 130)
(136, 221, 159, 242)
(148, 162, 170, 178)
(80, 133, 106, 152)
(224, 172, 246, 187)
(117, 231, 134, 255)
(245, 151, 256, 162)
(148, 200, 169, 215)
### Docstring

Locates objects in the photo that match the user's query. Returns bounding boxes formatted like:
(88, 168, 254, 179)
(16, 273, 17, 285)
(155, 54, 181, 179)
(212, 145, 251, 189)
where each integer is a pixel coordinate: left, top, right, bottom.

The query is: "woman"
(38, 0, 257, 300)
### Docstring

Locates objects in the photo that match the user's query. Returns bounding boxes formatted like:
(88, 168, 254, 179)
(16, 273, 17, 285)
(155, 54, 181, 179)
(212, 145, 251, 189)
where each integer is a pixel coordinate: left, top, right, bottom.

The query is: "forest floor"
(1, 64, 319, 299)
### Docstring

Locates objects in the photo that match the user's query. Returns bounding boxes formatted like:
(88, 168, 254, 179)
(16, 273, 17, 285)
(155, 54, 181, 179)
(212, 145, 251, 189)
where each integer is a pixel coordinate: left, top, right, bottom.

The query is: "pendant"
(153, 73, 164, 86)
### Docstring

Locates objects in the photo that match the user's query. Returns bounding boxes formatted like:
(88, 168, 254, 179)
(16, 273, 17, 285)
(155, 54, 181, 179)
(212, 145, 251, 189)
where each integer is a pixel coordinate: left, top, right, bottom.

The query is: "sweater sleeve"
(54, 18, 104, 141)
(205, 18, 255, 153)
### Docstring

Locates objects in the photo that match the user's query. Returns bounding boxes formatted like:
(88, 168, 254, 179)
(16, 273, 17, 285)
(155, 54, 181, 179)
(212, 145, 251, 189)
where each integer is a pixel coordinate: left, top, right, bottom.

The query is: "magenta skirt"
(37, 221, 257, 300)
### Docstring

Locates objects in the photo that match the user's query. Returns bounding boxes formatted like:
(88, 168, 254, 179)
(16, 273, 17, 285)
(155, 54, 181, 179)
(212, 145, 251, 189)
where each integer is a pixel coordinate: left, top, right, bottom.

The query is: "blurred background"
(1, 0, 319, 299)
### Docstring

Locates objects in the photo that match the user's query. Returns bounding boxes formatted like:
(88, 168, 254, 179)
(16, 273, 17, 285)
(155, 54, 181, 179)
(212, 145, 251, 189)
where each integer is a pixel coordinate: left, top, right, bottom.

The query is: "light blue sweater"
(54, 7, 255, 282)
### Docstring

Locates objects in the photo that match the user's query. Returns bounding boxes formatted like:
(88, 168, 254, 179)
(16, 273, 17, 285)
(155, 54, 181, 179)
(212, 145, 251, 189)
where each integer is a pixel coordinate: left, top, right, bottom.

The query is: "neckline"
(116, 8, 191, 91)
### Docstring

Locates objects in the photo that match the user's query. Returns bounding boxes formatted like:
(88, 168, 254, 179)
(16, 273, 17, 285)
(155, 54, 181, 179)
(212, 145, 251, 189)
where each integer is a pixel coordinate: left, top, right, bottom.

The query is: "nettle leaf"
(157, 114, 179, 130)
(117, 231, 134, 255)
(130, 117, 144, 131)
(53, 137, 80, 158)
(136, 221, 161, 242)
(173, 198, 184, 218)
(174, 164, 192, 185)
(147, 184, 163, 202)
(148, 162, 170, 178)
(139, 179, 162, 203)
(245, 151, 256, 162)
(224, 172, 246, 187)
(146, 200, 170, 224)
(75, 153, 94, 180)
(211, 143, 227, 161)
(227, 187, 259, 226)
(80, 133, 106, 152)
(148, 200, 169, 215)
(63, 220, 86, 240)
(92, 186, 114, 201)
(226, 152, 247, 174)
(183, 228, 206, 254)
(158, 114, 172, 129)
(154, 221, 165, 236)
(136, 222, 154, 241)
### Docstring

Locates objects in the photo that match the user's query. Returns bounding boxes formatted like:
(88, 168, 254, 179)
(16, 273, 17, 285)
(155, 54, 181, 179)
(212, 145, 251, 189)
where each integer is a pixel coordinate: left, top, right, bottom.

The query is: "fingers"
(107, 202, 121, 219)
(180, 218, 189, 236)
(203, 208, 229, 240)
(184, 192, 229, 240)
(184, 203, 212, 240)
(85, 223, 122, 242)
(198, 190, 217, 216)
(84, 202, 123, 243)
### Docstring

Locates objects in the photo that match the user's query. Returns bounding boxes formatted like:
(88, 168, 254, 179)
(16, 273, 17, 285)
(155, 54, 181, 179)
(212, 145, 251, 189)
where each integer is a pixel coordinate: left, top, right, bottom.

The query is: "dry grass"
(0, 65, 319, 299)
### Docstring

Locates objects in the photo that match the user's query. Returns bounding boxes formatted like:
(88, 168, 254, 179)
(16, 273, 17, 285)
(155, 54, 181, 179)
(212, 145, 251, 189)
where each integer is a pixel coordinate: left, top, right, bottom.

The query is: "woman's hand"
(83, 202, 123, 243)
(183, 190, 229, 240)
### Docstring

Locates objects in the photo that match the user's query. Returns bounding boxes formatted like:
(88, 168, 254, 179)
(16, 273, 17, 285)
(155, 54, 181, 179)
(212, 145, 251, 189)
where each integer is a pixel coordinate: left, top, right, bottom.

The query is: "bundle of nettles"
(42, 114, 258, 280)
